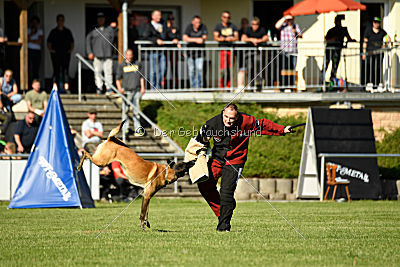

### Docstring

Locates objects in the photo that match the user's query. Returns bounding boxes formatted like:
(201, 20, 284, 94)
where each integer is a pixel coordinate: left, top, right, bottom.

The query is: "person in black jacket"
(165, 14, 180, 88)
(194, 103, 292, 231)
(141, 10, 166, 89)
(86, 12, 117, 95)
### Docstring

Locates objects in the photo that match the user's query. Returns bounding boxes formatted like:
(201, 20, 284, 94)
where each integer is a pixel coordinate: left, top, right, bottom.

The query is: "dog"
(77, 121, 194, 230)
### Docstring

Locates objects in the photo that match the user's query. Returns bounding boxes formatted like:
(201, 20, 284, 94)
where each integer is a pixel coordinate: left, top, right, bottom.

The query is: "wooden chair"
(324, 163, 351, 202)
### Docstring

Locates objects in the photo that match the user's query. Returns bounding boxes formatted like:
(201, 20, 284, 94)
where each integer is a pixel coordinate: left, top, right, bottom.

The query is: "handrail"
(75, 53, 184, 155)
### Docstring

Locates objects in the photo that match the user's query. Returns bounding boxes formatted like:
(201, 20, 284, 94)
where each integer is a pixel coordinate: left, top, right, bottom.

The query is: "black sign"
(312, 107, 382, 199)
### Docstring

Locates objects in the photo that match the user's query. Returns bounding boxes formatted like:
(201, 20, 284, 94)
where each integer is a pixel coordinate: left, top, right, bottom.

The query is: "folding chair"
(324, 163, 351, 202)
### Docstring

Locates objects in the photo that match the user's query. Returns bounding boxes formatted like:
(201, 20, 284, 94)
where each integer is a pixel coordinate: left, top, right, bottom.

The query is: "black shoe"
(216, 228, 230, 232)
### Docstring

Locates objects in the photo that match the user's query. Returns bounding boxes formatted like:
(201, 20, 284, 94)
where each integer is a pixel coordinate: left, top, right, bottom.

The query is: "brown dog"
(77, 121, 193, 230)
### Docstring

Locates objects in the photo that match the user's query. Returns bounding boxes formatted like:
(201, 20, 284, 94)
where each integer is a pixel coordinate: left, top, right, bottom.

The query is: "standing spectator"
(214, 11, 239, 88)
(239, 17, 268, 89)
(238, 18, 249, 40)
(111, 161, 139, 201)
(86, 12, 117, 95)
(81, 108, 103, 153)
(128, 14, 139, 60)
(165, 14, 181, 88)
(362, 17, 390, 89)
(47, 14, 74, 94)
(275, 15, 302, 70)
(142, 10, 166, 89)
(25, 79, 48, 123)
(13, 111, 38, 153)
(0, 19, 7, 76)
(28, 16, 43, 83)
(0, 69, 22, 112)
(322, 15, 355, 84)
(116, 49, 145, 136)
(183, 15, 208, 88)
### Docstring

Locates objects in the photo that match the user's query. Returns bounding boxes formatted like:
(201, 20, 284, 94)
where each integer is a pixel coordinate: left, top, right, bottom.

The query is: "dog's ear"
(167, 159, 176, 168)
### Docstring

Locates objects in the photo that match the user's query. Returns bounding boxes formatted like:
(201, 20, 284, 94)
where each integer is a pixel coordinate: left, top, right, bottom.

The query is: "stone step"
(61, 99, 118, 105)
(130, 146, 175, 153)
(65, 112, 122, 119)
(64, 107, 121, 113)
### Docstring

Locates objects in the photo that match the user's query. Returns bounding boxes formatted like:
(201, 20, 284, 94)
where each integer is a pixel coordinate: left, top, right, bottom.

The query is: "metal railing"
(318, 153, 400, 201)
(135, 40, 400, 92)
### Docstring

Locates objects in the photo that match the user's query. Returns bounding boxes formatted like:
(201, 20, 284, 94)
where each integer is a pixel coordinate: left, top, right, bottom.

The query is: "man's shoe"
(96, 88, 103, 95)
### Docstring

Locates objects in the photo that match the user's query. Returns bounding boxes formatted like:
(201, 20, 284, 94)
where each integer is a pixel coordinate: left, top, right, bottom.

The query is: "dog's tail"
(107, 120, 126, 140)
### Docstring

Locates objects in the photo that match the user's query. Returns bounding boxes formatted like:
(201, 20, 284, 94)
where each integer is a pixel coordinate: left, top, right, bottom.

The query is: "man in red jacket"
(195, 103, 292, 231)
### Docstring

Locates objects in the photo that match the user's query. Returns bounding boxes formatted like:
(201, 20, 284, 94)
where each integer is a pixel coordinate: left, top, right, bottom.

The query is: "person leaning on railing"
(183, 15, 208, 89)
(213, 10, 239, 88)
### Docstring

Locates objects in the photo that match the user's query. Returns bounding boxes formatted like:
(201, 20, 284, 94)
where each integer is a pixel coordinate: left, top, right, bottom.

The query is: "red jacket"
(196, 112, 285, 165)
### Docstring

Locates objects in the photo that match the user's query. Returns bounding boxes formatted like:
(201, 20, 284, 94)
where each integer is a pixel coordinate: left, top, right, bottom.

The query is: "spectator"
(13, 111, 38, 153)
(25, 79, 48, 123)
(111, 161, 139, 201)
(2, 141, 20, 160)
(47, 14, 74, 94)
(116, 49, 145, 136)
(214, 11, 239, 88)
(99, 165, 118, 202)
(0, 69, 22, 112)
(362, 17, 390, 89)
(238, 18, 249, 40)
(239, 17, 268, 89)
(275, 15, 302, 70)
(183, 15, 208, 88)
(128, 14, 139, 60)
(81, 108, 103, 153)
(28, 16, 43, 83)
(86, 12, 117, 95)
(142, 10, 166, 89)
(321, 15, 355, 84)
(165, 14, 181, 88)
(0, 19, 7, 76)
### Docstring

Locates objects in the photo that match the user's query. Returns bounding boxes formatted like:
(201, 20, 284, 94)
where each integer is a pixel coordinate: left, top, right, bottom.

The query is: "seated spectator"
(0, 69, 22, 112)
(111, 161, 139, 201)
(13, 111, 38, 153)
(81, 108, 103, 153)
(25, 79, 48, 123)
(2, 141, 20, 159)
(99, 165, 119, 202)
(183, 15, 208, 88)
(239, 17, 268, 89)
(213, 11, 239, 88)
(142, 10, 166, 89)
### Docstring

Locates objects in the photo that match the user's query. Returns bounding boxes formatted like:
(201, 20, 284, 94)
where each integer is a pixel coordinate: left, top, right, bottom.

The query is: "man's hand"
(140, 88, 145, 95)
(156, 39, 164, 46)
(118, 88, 125, 94)
(110, 22, 117, 28)
(17, 144, 24, 153)
(284, 126, 292, 134)
(362, 54, 366, 61)
(88, 53, 94, 60)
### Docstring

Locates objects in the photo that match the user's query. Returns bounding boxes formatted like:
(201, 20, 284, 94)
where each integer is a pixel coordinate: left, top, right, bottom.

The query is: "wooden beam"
(19, 7, 28, 91)
(118, 11, 123, 63)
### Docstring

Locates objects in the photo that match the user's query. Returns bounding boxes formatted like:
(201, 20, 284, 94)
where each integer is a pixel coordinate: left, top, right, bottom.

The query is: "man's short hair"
(222, 10, 231, 15)
(4, 69, 12, 75)
(32, 79, 40, 84)
(56, 14, 65, 21)
(193, 15, 201, 20)
(152, 10, 161, 16)
(223, 103, 238, 112)
(31, 16, 40, 23)
(252, 17, 260, 24)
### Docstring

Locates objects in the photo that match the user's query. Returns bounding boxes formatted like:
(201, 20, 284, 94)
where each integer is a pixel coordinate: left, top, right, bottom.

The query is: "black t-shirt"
(116, 61, 143, 91)
(13, 119, 39, 152)
(244, 27, 266, 39)
(214, 22, 238, 47)
(47, 27, 74, 54)
(184, 24, 208, 47)
(364, 27, 387, 51)
(325, 26, 349, 48)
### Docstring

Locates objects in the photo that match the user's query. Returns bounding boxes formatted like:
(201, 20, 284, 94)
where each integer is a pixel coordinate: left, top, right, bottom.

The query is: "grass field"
(1, 199, 399, 266)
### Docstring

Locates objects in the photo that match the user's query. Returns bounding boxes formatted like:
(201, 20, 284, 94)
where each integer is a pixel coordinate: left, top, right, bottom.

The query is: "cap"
(373, 17, 381, 22)
(88, 108, 97, 114)
(97, 12, 105, 18)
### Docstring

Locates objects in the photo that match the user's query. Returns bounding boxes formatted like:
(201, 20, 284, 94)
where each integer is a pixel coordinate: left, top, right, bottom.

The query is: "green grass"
(1, 199, 399, 266)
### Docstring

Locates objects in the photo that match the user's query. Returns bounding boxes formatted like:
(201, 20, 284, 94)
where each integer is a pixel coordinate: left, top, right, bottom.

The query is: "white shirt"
(28, 28, 43, 50)
(81, 119, 103, 147)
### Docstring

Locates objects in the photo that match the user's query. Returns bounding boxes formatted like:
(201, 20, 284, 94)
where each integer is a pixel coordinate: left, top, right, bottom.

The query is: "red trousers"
(219, 50, 232, 88)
